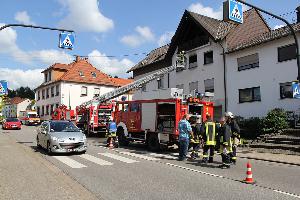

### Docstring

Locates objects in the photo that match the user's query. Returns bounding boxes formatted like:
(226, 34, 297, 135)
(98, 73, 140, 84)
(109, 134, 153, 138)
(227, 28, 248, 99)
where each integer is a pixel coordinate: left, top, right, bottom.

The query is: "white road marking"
(149, 153, 176, 160)
(79, 154, 113, 166)
(273, 190, 300, 199)
(98, 153, 139, 163)
(53, 156, 87, 169)
(119, 152, 160, 161)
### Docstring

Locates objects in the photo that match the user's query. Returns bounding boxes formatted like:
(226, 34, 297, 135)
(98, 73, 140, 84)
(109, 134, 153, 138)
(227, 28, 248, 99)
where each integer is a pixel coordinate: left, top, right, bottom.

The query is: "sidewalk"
(238, 149, 300, 166)
(0, 133, 99, 200)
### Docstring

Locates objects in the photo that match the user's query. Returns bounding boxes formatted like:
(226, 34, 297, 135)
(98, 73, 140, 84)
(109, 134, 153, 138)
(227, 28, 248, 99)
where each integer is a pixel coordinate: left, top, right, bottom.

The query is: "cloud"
(188, 2, 222, 19)
(88, 50, 134, 77)
(274, 24, 285, 30)
(0, 68, 43, 89)
(0, 23, 72, 65)
(14, 11, 36, 25)
(57, 0, 114, 33)
(158, 31, 174, 46)
(121, 26, 155, 47)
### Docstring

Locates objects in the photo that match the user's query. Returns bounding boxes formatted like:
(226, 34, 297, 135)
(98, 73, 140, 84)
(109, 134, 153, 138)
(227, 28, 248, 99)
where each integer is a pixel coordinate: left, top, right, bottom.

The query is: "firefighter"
(190, 116, 202, 159)
(218, 117, 232, 169)
(225, 112, 240, 165)
(106, 116, 118, 148)
(201, 114, 216, 163)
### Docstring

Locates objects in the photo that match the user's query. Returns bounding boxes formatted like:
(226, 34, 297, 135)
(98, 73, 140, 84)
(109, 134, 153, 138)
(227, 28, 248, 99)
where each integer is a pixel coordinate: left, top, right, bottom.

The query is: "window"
(189, 54, 197, 68)
(44, 73, 48, 82)
(94, 88, 100, 97)
(50, 104, 54, 114)
(237, 53, 259, 71)
(130, 103, 140, 112)
(46, 88, 49, 98)
(48, 71, 52, 81)
(51, 86, 54, 97)
(56, 103, 59, 108)
(157, 76, 164, 89)
(280, 82, 293, 99)
(37, 106, 40, 116)
(239, 87, 261, 103)
(278, 44, 296, 62)
(141, 85, 146, 92)
(204, 78, 214, 93)
(41, 106, 44, 116)
(46, 105, 49, 115)
(37, 91, 40, 100)
(81, 86, 88, 96)
(56, 85, 59, 96)
(91, 72, 97, 78)
(79, 71, 84, 77)
(176, 84, 184, 93)
(189, 81, 198, 95)
(123, 103, 129, 112)
(204, 51, 213, 65)
(42, 90, 45, 99)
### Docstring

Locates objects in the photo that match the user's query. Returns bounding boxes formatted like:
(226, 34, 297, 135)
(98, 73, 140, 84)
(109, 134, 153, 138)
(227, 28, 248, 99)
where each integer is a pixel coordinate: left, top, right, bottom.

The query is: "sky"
(0, 0, 299, 89)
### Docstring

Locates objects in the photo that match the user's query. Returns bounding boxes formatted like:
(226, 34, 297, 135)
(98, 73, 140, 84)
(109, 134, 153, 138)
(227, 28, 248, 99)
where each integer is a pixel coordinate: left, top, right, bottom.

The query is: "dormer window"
(79, 71, 84, 77)
(91, 72, 97, 78)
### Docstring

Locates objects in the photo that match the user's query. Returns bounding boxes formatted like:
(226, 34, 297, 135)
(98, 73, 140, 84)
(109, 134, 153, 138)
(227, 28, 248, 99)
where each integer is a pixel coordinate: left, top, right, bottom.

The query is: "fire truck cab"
(52, 105, 76, 121)
(114, 97, 213, 151)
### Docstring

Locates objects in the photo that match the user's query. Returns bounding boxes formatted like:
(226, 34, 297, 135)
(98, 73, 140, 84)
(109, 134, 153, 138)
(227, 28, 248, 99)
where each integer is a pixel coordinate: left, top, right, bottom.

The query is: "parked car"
(36, 120, 87, 155)
(2, 118, 22, 130)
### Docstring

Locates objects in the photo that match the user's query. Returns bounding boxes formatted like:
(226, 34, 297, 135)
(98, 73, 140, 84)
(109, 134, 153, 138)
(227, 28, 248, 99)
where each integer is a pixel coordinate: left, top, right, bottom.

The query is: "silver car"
(37, 120, 87, 154)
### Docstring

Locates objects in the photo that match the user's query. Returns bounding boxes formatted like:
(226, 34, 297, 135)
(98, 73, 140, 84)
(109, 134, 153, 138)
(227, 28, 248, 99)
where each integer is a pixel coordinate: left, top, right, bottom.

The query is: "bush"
(236, 116, 263, 139)
(261, 108, 289, 134)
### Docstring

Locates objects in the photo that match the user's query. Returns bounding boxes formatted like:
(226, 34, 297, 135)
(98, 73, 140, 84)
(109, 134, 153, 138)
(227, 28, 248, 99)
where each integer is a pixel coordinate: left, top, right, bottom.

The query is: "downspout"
(219, 42, 227, 112)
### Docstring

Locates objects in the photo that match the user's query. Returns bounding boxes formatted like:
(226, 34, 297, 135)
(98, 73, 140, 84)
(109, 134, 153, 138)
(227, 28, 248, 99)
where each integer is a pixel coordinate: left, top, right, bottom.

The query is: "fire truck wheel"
(147, 133, 160, 152)
(117, 128, 129, 146)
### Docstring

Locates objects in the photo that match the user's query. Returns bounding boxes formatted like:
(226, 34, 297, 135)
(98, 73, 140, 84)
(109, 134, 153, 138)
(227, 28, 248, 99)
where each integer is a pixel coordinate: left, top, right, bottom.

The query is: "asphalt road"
(2, 125, 300, 200)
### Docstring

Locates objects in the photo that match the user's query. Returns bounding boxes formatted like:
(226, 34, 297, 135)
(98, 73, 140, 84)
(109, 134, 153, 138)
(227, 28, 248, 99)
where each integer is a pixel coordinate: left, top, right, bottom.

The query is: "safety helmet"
(225, 112, 234, 118)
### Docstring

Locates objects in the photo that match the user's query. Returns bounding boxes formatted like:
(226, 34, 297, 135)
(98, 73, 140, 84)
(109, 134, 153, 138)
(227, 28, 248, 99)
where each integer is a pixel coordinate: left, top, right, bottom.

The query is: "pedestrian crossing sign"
(0, 80, 8, 96)
(223, 0, 243, 24)
(292, 82, 300, 99)
(59, 32, 75, 50)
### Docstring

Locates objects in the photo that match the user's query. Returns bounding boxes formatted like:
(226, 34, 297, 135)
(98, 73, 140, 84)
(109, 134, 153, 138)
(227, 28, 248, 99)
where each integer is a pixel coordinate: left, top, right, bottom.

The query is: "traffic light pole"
(0, 24, 74, 32)
(235, 0, 300, 81)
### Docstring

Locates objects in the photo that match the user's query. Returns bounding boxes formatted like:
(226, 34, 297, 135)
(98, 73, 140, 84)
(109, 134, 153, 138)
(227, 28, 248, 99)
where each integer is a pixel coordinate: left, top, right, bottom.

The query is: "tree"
(8, 87, 35, 100)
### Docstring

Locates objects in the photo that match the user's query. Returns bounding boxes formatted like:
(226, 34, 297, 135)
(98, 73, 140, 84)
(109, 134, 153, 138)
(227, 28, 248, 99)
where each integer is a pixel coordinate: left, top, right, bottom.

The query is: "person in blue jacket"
(106, 116, 118, 148)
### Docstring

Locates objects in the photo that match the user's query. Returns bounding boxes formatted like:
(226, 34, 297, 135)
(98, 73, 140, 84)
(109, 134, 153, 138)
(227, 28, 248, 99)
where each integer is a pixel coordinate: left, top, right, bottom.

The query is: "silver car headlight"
(51, 136, 58, 141)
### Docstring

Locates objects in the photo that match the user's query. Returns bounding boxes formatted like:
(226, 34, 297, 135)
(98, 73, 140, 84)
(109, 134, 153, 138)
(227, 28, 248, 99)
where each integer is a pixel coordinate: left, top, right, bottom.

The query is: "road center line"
(53, 156, 87, 169)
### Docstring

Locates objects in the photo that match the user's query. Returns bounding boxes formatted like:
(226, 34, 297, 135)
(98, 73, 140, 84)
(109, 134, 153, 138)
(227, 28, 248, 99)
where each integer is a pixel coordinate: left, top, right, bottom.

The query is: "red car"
(2, 118, 22, 130)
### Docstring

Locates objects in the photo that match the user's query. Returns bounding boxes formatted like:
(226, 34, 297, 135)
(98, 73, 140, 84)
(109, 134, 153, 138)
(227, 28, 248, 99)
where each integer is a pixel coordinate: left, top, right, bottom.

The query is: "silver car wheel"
(47, 141, 52, 155)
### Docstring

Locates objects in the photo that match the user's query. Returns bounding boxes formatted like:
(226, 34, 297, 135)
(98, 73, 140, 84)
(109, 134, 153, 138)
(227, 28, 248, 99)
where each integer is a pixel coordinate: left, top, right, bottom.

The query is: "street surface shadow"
(17, 141, 33, 144)
(30, 145, 48, 155)
(186, 161, 222, 169)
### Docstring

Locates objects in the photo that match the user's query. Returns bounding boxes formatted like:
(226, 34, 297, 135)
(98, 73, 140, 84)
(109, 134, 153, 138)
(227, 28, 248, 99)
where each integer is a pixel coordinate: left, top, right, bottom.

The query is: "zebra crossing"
(51, 151, 179, 169)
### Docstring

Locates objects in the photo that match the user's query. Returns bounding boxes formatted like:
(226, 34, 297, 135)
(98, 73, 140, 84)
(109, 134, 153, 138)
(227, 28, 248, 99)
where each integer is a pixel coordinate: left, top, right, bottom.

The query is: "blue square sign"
(292, 82, 300, 99)
(59, 32, 75, 50)
(229, 0, 243, 24)
(0, 80, 8, 96)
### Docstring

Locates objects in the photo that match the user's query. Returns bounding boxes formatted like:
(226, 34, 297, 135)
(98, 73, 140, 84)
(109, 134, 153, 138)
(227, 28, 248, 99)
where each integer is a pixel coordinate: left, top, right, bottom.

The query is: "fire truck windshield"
(188, 105, 202, 115)
(28, 114, 38, 118)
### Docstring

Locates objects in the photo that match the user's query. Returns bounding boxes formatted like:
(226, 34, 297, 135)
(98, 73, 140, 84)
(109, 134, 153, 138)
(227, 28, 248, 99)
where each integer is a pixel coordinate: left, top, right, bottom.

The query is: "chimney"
(75, 55, 80, 62)
(297, 6, 300, 23)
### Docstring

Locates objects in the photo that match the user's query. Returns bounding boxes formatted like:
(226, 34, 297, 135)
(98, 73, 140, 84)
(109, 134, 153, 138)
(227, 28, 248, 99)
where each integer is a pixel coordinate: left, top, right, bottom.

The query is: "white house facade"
(35, 56, 133, 120)
(2, 97, 31, 118)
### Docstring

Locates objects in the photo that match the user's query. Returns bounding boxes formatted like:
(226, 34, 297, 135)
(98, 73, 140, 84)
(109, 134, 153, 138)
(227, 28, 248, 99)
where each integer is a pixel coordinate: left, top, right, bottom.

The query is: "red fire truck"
(76, 102, 114, 136)
(51, 105, 76, 121)
(114, 97, 213, 151)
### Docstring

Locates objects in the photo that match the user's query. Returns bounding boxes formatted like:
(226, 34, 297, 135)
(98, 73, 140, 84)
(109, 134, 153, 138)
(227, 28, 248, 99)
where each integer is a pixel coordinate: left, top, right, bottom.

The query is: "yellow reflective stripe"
(205, 122, 216, 145)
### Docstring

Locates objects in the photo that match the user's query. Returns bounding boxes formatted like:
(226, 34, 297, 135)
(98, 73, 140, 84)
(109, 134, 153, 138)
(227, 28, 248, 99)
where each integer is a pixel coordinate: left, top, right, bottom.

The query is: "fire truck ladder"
(81, 64, 182, 107)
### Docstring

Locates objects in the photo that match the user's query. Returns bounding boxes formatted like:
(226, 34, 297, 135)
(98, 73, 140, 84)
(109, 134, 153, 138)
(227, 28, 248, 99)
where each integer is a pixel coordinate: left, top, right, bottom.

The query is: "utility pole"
(235, 0, 300, 81)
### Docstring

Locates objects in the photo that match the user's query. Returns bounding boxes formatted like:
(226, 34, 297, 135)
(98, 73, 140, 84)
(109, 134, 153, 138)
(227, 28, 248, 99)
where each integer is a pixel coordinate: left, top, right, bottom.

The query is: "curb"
(239, 155, 300, 166)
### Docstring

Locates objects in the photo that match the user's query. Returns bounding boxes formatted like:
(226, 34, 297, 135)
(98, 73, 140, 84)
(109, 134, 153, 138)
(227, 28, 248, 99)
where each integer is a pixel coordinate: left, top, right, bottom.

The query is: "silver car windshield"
(50, 122, 80, 132)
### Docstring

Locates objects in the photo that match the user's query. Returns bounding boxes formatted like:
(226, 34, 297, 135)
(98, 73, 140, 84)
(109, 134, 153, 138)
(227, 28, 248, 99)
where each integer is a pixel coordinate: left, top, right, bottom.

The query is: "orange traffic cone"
(108, 138, 114, 148)
(243, 161, 255, 184)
